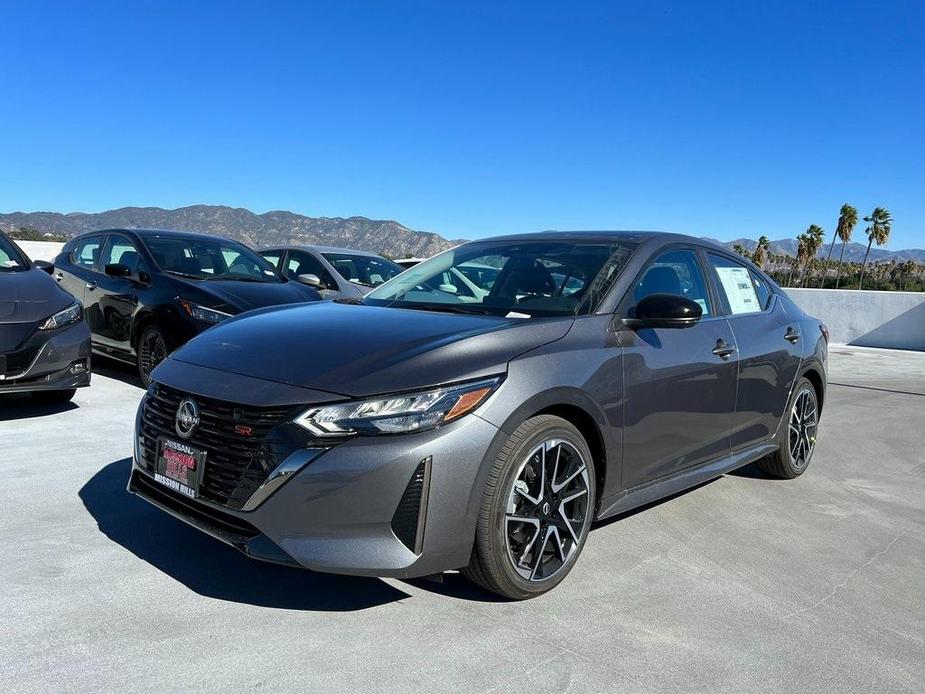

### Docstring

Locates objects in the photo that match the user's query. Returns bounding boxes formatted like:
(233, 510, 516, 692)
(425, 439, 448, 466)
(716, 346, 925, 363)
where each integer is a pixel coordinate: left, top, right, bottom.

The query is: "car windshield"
(0, 235, 29, 272)
(321, 252, 404, 287)
(143, 236, 282, 282)
(363, 240, 637, 317)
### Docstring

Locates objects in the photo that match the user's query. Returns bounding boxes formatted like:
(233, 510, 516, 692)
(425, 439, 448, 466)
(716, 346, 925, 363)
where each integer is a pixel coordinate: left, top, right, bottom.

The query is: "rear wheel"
(759, 376, 819, 479)
(137, 326, 169, 387)
(463, 415, 596, 600)
(30, 388, 76, 404)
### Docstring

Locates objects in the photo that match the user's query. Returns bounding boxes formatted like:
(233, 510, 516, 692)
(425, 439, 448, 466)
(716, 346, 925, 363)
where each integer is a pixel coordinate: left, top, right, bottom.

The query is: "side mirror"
(297, 273, 324, 289)
(619, 293, 703, 330)
(33, 259, 54, 274)
(104, 263, 132, 278)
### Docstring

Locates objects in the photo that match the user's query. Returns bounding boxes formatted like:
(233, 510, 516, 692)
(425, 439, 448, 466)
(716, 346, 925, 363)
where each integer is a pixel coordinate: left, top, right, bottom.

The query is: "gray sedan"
(259, 245, 404, 299)
(130, 231, 827, 599)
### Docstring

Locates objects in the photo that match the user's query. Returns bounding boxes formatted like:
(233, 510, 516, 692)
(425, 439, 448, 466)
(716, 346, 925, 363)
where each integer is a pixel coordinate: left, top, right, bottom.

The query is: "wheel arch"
(801, 365, 825, 413)
(483, 387, 616, 514)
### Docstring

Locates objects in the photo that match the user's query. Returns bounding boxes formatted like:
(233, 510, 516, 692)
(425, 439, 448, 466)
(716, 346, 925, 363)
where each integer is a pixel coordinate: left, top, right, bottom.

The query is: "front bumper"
(0, 320, 91, 393)
(129, 403, 502, 578)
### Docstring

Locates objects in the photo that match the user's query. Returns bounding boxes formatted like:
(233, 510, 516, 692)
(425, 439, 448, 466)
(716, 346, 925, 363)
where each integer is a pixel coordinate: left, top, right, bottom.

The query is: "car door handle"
(712, 339, 736, 359)
(784, 328, 800, 343)
(85, 281, 97, 290)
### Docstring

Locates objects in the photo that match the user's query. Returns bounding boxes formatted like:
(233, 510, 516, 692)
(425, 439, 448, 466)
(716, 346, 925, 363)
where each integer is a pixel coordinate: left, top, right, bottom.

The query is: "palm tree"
(902, 259, 917, 291)
(800, 224, 825, 286)
(858, 207, 893, 289)
(834, 206, 859, 289)
(752, 235, 770, 270)
(732, 243, 749, 259)
(823, 204, 857, 288)
(788, 234, 807, 287)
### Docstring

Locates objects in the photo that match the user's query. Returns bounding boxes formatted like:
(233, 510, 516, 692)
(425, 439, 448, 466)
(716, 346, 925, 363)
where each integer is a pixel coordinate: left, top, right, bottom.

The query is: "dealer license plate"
(154, 438, 206, 499)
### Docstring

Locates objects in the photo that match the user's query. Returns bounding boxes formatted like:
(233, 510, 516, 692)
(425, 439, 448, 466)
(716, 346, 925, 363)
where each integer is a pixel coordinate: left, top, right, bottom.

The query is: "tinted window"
(143, 236, 281, 283)
(73, 236, 104, 270)
(286, 251, 337, 290)
(260, 251, 282, 268)
(707, 254, 762, 315)
(321, 253, 403, 288)
(0, 234, 28, 271)
(633, 249, 712, 317)
(365, 240, 636, 317)
(103, 236, 146, 275)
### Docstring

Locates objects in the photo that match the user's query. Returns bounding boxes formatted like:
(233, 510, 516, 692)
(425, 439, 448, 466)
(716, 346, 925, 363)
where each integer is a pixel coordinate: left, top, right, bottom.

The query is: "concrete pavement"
(1, 347, 923, 693)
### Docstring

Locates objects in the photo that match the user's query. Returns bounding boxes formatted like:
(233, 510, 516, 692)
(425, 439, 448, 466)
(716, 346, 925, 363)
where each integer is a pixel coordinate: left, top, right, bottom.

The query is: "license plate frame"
(154, 437, 207, 499)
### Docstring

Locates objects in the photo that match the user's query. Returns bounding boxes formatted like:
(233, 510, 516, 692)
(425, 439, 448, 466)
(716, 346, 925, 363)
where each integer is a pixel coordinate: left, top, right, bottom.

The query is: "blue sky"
(2, 1, 923, 248)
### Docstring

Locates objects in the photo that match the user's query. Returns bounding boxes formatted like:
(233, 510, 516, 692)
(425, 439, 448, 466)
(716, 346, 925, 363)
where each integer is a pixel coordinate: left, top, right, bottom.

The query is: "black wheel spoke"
(506, 439, 590, 582)
(788, 387, 817, 469)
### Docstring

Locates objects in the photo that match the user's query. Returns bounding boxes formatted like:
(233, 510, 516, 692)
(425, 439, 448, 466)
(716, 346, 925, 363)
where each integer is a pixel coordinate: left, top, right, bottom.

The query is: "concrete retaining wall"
(16, 240, 64, 262)
(787, 288, 925, 351)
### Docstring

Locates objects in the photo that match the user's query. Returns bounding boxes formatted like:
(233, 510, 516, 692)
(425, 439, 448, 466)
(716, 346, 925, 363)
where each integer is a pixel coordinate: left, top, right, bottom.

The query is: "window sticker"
(715, 266, 759, 314)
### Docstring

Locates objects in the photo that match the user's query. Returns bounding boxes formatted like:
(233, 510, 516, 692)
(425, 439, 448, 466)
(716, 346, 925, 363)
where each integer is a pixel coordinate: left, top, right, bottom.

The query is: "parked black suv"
(54, 229, 321, 384)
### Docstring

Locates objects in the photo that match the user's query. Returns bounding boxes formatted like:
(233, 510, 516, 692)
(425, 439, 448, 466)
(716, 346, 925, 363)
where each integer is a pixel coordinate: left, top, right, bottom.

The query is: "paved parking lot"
(2, 346, 923, 693)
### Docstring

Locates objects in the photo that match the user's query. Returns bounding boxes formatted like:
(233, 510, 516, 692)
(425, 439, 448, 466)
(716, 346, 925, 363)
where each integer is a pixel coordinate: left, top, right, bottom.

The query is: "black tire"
(463, 415, 596, 600)
(758, 376, 819, 479)
(137, 325, 170, 387)
(30, 388, 76, 404)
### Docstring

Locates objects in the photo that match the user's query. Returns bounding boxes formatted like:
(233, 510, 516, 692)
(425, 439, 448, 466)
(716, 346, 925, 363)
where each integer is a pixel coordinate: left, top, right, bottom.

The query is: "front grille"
(138, 383, 299, 509)
(3, 345, 40, 375)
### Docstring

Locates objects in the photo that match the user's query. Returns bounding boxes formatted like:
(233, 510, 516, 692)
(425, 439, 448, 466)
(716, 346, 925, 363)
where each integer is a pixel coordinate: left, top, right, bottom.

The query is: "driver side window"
(287, 251, 337, 290)
(633, 249, 712, 317)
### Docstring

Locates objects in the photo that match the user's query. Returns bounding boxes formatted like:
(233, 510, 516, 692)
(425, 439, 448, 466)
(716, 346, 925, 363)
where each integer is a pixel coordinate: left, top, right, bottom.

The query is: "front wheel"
(137, 326, 170, 387)
(463, 415, 596, 600)
(759, 376, 819, 479)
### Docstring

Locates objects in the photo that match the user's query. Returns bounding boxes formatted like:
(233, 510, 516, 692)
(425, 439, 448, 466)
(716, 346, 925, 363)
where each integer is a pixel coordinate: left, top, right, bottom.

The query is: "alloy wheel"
(505, 439, 590, 582)
(788, 387, 818, 469)
(139, 330, 168, 383)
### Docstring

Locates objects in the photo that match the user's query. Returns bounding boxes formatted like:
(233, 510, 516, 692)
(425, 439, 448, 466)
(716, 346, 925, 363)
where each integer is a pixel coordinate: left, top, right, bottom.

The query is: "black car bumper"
(0, 320, 91, 393)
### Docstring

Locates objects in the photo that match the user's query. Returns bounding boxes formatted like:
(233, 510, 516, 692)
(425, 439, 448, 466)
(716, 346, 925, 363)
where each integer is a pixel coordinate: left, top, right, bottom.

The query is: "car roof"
(70, 228, 238, 243)
(472, 230, 732, 253)
(261, 244, 386, 258)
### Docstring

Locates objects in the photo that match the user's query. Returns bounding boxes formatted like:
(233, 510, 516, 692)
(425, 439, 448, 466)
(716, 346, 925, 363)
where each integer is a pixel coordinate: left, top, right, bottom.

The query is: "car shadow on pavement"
(0, 394, 78, 421)
(79, 458, 411, 611)
(93, 355, 145, 390)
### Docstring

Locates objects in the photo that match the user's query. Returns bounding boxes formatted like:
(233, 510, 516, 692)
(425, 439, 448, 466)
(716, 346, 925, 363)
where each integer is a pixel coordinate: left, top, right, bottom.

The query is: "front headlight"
(295, 377, 501, 437)
(39, 302, 82, 330)
(179, 300, 232, 324)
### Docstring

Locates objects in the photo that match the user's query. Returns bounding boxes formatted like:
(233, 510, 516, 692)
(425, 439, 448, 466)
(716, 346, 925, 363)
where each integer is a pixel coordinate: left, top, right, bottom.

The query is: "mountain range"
(714, 237, 925, 264)
(0, 205, 464, 258)
(2, 205, 923, 263)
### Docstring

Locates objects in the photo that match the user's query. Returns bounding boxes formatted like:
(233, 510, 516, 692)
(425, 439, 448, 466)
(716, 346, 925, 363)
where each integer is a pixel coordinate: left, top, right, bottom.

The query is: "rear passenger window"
(750, 270, 773, 310)
(72, 236, 104, 270)
(707, 254, 762, 315)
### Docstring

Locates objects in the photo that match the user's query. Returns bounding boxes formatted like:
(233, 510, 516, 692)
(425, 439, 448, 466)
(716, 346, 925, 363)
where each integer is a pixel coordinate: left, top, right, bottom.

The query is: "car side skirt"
(596, 441, 779, 522)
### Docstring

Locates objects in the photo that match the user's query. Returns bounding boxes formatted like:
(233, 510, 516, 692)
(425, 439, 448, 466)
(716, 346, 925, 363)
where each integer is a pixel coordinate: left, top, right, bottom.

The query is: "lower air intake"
(391, 457, 431, 554)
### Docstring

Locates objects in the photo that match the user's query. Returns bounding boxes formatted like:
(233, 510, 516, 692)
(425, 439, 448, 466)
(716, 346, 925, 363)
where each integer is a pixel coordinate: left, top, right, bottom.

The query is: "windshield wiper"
(397, 303, 491, 315)
(165, 270, 204, 279)
(202, 275, 267, 283)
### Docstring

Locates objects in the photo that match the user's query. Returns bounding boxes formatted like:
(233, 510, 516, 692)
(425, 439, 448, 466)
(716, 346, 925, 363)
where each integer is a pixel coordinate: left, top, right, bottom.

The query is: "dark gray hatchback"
(0, 231, 90, 401)
(129, 231, 827, 599)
